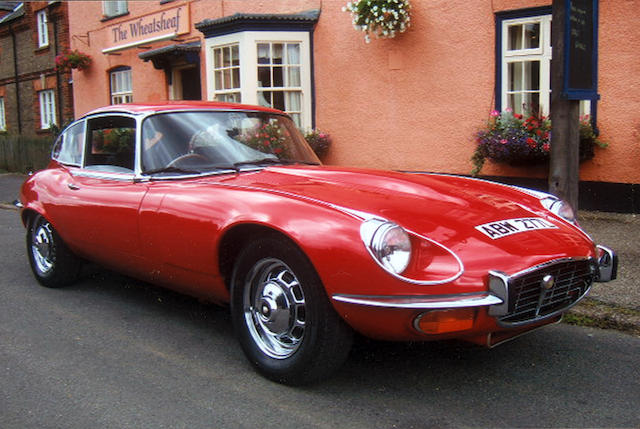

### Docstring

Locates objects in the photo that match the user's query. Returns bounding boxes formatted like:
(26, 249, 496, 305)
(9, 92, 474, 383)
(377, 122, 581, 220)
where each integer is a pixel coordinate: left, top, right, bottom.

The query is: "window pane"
(527, 93, 540, 115)
(258, 67, 271, 87)
(524, 23, 540, 49)
(508, 62, 523, 91)
(232, 68, 240, 88)
(508, 93, 522, 114)
(285, 92, 301, 112)
(231, 45, 239, 66)
(508, 24, 522, 50)
(272, 44, 283, 64)
(258, 91, 271, 107)
(524, 61, 540, 90)
(214, 49, 221, 68)
(215, 70, 222, 90)
(287, 44, 300, 65)
(223, 46, 231, 67)
(288, 66, 301, 87)
(223, 69, 231, 90)
(273, 66, 284, 87)
(257, 44, 270, 64)
(272, 91, 284, 110)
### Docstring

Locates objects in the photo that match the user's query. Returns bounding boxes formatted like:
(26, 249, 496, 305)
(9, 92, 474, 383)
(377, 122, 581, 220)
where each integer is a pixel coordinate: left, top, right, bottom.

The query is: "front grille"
(499, 259, 597, 325)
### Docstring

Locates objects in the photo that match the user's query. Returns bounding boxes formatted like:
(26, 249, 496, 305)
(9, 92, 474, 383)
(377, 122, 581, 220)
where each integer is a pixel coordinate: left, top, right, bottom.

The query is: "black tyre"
(230, 236, 353, 385)
(26, 214, 81, 288)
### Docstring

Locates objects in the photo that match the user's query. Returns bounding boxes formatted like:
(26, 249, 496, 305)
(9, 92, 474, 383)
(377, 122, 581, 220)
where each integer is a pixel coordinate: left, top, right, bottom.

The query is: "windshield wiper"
(144, 166, 202, 175)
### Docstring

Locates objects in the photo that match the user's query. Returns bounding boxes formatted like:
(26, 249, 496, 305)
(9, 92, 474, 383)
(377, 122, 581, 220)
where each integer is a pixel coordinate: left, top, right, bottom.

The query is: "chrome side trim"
(72, 170, 135, 182)
(332, 292, 502, 310)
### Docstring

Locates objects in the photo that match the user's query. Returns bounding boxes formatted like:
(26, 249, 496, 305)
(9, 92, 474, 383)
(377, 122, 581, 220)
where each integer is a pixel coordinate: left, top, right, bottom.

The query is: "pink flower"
(490, 110, 500, 117)
(500, 139, 508, 145)
(542, 143, 550, 152)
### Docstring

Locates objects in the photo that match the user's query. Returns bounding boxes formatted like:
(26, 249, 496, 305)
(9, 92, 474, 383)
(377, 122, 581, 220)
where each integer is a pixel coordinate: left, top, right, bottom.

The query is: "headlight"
(541, 197, 577, 224)
(361, 220, 412, 274)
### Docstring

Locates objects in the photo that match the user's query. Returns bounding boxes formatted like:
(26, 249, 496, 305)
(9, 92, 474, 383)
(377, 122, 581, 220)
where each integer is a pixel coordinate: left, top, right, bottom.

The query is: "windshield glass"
(141, 111, 320, 174)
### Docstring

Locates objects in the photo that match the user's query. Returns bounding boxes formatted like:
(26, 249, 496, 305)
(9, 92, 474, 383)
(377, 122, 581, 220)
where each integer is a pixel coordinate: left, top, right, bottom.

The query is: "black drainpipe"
(10, 24, 22, 134)
(53, 14, 63, 127)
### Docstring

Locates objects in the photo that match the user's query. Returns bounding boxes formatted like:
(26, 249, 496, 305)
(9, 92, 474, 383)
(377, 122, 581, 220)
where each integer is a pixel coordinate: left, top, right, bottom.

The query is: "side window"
(52, 122, 85, 166)
(85, 116, 136, 172)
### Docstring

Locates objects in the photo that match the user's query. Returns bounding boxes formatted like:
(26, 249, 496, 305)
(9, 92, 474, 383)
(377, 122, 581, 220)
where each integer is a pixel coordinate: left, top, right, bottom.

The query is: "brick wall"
(0, 1, 73, 137)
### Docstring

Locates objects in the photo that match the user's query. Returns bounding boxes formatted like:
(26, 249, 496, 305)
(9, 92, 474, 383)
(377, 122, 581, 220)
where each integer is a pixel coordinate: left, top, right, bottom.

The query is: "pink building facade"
(67, 0, 640, 211)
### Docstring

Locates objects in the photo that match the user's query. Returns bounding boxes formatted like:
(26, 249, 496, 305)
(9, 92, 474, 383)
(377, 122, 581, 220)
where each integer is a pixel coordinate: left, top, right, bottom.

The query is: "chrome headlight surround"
(361, 219, 412, 275)
(360, 218, 465, 285)
(541, 196, 577, 224)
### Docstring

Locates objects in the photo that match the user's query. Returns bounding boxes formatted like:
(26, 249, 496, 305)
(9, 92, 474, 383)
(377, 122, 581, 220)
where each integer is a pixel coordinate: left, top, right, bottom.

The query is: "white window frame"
(500, 14, 591, 117)
(204, 31, 312, 129)
(110, 68, 133, 104)
(501, 15, 552, 116)
(0, 97, 6, 131)
(37, 10, 49, 48)
(103, 1, 128, 18)
(39, 90, 56, 129)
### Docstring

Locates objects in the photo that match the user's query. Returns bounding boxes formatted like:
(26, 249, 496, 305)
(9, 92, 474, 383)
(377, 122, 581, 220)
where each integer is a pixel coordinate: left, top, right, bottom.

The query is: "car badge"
(541, 274, 555, 290)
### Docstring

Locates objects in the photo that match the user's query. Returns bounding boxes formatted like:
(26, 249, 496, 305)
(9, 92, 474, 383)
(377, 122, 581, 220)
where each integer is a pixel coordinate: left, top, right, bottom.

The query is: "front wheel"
(26, 214, 81, 288)
(230, 236, 353, 385)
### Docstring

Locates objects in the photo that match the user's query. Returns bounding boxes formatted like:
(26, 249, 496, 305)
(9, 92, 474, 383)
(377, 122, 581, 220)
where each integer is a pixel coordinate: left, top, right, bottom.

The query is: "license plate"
(475, 217, 558, 239)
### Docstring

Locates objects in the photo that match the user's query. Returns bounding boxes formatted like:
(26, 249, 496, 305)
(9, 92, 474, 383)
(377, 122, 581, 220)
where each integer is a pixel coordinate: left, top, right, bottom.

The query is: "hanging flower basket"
(343, 0, 411, 43)
(471, 110, 607, 176)
(55, 49, 92, 73)
(303, 129, 332, 159)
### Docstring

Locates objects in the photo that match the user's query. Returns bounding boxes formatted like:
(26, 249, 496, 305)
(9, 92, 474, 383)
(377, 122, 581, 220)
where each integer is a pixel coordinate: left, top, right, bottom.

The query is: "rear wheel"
(26, 214, 81, 288)
(230, 236, 353, 385)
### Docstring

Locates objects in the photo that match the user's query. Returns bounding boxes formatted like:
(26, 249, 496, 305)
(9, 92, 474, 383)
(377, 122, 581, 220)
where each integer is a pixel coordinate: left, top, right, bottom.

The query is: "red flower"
(526, 138, 537, 149)
(542, 143, 550, 152)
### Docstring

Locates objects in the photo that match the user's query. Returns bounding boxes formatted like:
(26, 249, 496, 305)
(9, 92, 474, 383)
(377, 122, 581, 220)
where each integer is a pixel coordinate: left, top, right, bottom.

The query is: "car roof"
(82, 100, 285, 118)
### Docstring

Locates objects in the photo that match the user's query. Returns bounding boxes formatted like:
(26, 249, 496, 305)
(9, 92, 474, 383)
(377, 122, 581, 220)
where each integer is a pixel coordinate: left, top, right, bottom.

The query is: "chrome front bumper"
(333, 248, 617, 317)
(332, 292, 503, 309)
(596, 245, 618, 282)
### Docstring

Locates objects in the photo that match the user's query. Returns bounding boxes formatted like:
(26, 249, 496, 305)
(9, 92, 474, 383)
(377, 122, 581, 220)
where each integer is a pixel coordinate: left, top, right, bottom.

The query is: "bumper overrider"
(332, 246, 618, 340)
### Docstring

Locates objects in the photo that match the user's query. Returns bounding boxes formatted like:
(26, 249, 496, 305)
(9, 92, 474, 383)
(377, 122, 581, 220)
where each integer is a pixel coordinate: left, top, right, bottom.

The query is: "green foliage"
(471, 110, 606, 176)
(55, 49, 92, 72)
(343, 0, 411, 43)
(303, 129, 332, 159)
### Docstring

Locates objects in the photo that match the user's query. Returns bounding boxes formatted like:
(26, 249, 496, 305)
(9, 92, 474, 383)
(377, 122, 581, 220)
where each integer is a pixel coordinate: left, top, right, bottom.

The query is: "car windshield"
(141, 111, 320, 175)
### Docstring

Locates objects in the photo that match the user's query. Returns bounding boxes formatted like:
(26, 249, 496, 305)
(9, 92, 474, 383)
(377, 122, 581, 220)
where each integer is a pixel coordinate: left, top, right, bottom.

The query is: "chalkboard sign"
(563, 0, 599, 100)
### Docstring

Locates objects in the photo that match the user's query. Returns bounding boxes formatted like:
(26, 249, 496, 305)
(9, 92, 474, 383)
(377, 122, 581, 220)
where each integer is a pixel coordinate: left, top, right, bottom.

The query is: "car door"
(58, 114, 150, 275)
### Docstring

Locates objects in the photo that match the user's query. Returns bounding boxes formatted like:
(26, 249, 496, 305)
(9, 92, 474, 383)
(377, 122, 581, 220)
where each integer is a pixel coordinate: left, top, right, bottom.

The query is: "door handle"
(67, 183, 80, 190)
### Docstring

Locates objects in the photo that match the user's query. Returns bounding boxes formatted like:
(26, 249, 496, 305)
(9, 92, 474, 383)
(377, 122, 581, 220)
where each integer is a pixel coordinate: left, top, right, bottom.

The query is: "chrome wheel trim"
(243, 258, 306, 359)
(32, 220, 54, 275)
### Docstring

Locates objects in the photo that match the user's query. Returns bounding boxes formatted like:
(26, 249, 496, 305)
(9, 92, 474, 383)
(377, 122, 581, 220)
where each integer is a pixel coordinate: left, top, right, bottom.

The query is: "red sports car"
(19, 102, 617, 385)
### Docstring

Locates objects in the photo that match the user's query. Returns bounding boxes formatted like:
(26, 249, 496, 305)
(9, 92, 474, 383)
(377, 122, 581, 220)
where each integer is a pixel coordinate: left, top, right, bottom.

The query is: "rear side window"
(52, 121, 85, 166)
(85, 116, 136, 171)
